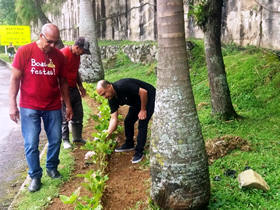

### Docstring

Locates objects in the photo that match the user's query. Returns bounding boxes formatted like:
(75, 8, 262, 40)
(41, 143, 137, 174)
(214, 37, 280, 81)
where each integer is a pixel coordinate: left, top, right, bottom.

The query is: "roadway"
(0, 62, 26, 209)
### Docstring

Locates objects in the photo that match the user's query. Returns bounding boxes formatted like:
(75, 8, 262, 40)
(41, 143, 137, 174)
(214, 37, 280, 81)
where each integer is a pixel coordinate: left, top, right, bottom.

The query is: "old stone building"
(34, 0, 280, 50)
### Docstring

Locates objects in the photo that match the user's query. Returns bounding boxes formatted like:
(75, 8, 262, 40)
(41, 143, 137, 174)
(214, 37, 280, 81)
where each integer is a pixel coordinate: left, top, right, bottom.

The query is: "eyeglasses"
(41, 33, 58, 45)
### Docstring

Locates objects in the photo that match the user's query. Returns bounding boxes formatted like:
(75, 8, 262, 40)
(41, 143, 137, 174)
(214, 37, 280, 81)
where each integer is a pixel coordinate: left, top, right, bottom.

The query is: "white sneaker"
(63, 140, 72, 149)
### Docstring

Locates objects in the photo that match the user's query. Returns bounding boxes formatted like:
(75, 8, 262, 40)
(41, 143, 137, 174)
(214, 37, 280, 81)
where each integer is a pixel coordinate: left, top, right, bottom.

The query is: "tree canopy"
(0, 0, 16, 25)
(15, 0, 66, 25)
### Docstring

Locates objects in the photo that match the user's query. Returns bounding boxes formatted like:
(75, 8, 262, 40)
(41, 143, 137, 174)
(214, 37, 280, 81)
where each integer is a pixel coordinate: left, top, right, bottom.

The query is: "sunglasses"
(41, 33, 58, 45)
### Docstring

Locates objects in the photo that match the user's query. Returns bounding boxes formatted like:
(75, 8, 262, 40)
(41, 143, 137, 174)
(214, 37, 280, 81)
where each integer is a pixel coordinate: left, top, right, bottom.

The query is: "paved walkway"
(0, 62, 26, 209)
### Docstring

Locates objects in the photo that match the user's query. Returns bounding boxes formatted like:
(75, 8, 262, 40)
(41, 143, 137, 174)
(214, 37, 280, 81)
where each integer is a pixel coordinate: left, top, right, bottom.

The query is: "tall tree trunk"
(79, 0, 104, 82)
(204, 0, 237, 120)
(34, 0, 50, 24)
(150, 0, 210, 209)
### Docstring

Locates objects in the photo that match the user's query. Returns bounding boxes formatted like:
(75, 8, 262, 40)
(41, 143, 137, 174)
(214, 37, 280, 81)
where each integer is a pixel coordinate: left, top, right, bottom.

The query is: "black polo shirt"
(108, 78, 156, 113)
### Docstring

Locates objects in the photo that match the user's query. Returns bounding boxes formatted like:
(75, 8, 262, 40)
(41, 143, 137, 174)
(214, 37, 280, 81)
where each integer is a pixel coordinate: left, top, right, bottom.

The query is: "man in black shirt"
(96, 78, 156, 163)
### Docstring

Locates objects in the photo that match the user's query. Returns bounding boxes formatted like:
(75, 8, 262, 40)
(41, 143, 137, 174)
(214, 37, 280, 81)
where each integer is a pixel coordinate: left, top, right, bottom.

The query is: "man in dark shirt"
(96, 78, 156, 163)
(7, 42, 16, 62)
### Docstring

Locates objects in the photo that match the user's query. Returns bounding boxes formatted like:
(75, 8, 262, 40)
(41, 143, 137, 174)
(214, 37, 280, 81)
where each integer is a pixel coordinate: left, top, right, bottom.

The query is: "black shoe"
(73, 139, 86, 144)
(28, 178, 41, 192)
(131, 152, 144, 164)
(115, 143, 134, 152)
(46, 169, 61, 178)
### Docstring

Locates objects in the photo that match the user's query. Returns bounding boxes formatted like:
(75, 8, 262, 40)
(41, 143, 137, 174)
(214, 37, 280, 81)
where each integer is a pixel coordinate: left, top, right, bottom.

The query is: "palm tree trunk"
(79, 0, 104, 82)
(150, 0, 210, 209)
(204, 0, 237, 120)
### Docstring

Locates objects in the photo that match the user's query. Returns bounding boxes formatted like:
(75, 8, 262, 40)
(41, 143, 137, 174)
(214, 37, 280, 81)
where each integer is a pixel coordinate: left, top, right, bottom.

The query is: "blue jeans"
(20, 107, 62, 179)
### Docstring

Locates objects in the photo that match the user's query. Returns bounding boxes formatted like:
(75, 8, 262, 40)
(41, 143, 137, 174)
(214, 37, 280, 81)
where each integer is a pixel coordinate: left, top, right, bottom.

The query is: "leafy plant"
(60, 86, 123, 209)
(60, 170, 108, 209)
(83, 132, 116, 173)
(188, 0, 209, 29)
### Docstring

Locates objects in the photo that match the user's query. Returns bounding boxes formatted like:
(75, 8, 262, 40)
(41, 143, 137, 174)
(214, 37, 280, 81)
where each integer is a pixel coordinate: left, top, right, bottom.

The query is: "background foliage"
(0, 0, 16, 24)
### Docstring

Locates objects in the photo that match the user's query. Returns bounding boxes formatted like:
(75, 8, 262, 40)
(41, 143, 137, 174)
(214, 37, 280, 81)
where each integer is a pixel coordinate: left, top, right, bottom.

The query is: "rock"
(85, 151, 96, 160)
(238, 169, 270, 191)
(243, 165, 251, 171)
(10, 183, 17, 188)
(224, 169, 237, 178)
(213, 176, 221, 181)
(100, 44, 157, 65)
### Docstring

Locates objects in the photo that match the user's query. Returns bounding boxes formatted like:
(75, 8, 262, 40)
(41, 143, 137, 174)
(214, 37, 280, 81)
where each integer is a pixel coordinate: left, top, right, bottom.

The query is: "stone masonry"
(33, 0, 280, 50)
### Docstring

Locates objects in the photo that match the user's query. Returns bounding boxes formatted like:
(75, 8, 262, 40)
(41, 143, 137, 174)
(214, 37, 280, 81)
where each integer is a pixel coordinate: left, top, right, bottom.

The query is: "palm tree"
(79, 0, 104, 82)
(150, 0, 210, 209)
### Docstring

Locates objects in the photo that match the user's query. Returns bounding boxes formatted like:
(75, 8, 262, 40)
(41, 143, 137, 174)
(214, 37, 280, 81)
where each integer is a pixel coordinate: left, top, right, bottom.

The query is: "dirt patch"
(102, 106, 150, 210)
(47, 96, 150, 210)
(206, 135, 251, 165)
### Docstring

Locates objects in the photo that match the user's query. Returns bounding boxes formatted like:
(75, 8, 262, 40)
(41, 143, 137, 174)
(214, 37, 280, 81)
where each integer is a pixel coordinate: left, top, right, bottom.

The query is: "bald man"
(96, 78, 156, 164)
(9, 23, 73, 192)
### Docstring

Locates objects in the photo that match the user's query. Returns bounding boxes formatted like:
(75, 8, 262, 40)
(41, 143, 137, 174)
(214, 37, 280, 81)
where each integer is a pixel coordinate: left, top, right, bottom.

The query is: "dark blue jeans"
(20, 107, 62, 179)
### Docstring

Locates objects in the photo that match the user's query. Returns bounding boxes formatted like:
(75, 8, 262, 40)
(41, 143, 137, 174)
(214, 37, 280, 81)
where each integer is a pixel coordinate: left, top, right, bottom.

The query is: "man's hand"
(65, 106, 73, 121)
(138, 109, 147, 120)
(105, 131, 112, 140)
(9, 105, 20, 123)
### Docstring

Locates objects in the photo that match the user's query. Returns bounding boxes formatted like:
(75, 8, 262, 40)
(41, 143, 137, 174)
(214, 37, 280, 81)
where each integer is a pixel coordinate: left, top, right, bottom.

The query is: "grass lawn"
(0, 53, 10, 63)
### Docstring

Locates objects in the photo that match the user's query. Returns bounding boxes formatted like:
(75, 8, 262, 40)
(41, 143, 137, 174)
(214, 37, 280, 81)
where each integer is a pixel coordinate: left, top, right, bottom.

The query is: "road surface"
(0, 62, 26, 209)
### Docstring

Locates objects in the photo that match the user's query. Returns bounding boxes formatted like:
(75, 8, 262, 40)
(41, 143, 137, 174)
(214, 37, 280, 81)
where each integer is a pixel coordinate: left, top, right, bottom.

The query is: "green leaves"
(15, 0, 38, 25)
(59, 187, 81, 204)
(60, 171, 108, 209)
(60, 84, 122, 209)
(0, 0, 16, 24)
(188, 0, 209, 29)
(15, 0, 67, 25)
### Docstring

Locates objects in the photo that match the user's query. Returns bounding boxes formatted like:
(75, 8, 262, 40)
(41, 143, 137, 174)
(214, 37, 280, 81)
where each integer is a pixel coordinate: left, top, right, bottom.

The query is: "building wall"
(32, 0, 280, 50)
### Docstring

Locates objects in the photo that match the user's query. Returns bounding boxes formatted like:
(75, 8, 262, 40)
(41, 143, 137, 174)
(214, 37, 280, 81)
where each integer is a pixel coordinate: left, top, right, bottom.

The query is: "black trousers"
(62, 87, 84, 141)
(124, 92, 155, 154)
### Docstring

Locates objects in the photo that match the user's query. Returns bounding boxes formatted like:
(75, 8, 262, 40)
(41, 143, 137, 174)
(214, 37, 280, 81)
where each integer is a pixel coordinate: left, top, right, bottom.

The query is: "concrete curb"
(8, 143, 49, 210)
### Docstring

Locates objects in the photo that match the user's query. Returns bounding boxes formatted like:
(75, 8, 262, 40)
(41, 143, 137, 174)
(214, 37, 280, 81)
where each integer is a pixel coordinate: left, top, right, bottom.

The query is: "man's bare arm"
(138, 88, 148, 120)
(9, 68, 22, 123)
(60, 77, 73, 121)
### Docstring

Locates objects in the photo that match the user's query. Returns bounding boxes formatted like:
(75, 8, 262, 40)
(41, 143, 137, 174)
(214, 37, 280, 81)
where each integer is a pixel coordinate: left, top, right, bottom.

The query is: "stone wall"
(94, 0, 157, 41)
(184, 0, 280, 50)
(100, 43, 157, 64)
(33, 0, 280, 50)
(37, 0, 157, 42)
(221, 0, 280, 50)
